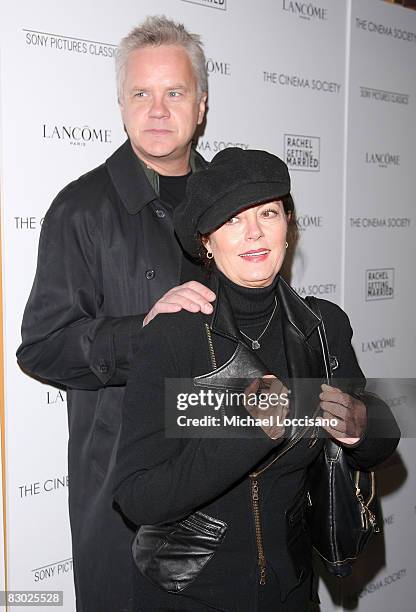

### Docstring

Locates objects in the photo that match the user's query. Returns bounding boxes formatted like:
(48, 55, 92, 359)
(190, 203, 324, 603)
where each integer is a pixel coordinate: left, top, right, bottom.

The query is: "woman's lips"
(239, 249, 270, 262)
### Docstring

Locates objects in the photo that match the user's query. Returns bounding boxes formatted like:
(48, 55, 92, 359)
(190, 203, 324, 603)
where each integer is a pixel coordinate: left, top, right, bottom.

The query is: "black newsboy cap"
(174, 147, 291, 257)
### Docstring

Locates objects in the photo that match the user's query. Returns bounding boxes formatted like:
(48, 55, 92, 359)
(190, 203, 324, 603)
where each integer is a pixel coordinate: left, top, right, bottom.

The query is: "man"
(17, 16, 215, 612)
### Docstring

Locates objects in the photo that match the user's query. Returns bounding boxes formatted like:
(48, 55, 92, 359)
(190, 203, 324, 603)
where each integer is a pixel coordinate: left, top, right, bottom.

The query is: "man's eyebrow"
(166, 84, 188, 90)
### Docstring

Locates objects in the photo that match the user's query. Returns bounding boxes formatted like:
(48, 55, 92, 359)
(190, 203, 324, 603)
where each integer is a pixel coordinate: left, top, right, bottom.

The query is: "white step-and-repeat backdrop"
(0, 0, 414, 610)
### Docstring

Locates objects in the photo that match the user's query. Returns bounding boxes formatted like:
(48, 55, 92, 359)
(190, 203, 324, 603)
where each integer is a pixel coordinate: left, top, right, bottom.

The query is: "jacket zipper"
(250, 478, 267, 584)
(204, 324, 218, 370)
(248, 417, 319, 585)
(203, 324, 320, 584)
(204, 324, 227, 420)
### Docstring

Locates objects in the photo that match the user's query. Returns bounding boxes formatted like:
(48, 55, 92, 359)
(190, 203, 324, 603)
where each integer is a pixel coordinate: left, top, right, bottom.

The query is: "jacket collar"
(208, 273, 321, 343)
(105, 139, 207, 215)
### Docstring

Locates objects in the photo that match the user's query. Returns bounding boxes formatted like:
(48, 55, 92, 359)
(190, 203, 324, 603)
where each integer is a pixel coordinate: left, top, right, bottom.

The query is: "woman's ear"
(202, 235, 211, 253)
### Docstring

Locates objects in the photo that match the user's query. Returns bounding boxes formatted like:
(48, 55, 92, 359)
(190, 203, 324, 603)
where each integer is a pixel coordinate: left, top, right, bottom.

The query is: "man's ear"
(197, 93, 208, 125)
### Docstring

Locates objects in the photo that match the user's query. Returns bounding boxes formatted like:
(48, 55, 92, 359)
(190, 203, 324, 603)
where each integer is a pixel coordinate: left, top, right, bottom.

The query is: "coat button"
(98, 361, 108, 373)
(145, 269, 155, 280)
(155, 209, 166, 218)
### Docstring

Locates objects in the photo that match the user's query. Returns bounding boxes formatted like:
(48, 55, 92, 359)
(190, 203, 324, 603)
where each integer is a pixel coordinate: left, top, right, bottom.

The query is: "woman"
(114, 148, 399, 611)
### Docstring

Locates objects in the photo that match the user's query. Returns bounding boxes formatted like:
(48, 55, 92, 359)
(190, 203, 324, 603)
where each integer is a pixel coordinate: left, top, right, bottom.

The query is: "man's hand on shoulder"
(143, 281, 216, 326)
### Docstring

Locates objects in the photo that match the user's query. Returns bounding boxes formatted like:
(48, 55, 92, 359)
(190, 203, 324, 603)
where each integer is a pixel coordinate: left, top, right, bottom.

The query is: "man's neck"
(134, 147, 192, 177)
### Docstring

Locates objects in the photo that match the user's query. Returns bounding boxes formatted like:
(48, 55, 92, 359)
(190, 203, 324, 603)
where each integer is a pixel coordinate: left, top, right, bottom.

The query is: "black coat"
(16, 139, 207, 612)
(114, 274, 400, 612)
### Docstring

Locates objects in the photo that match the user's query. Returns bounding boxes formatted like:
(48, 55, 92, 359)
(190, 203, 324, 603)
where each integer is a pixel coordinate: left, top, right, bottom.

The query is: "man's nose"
(148, 95, 170, 118)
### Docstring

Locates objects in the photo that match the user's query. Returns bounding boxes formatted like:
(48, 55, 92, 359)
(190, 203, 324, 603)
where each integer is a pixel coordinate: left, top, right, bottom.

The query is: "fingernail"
(203, 303, 213, 313)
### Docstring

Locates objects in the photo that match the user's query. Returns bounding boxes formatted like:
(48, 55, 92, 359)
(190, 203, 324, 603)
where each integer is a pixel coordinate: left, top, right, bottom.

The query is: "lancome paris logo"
(365, 152, 400, 168)
(206, 58, 231, 77)
(361, 336, 396, 354)
(42, 124, 112, 147)
(282, 1, 327, 21)
(284, 134, 320, 171)
(24, 29, 117, 57)
(296, 214, 323, 231)
(366, 268, 394, 301)
(180, 0, 226, 10)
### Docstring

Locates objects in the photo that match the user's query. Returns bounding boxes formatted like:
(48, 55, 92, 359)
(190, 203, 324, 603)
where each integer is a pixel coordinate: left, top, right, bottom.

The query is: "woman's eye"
(262, 208, 279, 218)
(225, 216, 239, 224)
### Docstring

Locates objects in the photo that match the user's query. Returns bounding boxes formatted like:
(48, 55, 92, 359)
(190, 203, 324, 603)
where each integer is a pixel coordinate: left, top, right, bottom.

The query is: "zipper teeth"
(248, 407, 320, 581)
(250, 478, 267, 585)
(204, 324, 217, 370)
(204, 323, 226, 418)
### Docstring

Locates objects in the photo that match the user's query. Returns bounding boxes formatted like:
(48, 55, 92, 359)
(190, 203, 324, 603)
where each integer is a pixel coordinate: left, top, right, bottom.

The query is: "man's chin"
(137, 144, 182, 160)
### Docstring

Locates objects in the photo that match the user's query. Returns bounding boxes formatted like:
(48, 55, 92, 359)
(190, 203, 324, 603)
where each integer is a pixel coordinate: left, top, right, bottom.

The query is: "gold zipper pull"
(259, 563, 267, 585)
(309, 424, 319, 447)
(368, 510, 380, 532)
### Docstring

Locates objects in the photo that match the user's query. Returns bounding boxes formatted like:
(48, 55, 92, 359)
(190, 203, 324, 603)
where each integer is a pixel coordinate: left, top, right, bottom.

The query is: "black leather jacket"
(115, 274, 399, 611)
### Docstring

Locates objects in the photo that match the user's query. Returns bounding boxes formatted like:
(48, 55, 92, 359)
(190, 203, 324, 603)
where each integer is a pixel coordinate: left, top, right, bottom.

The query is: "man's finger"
(162, 288, 215, 313)
(180, 281, 216, 301)
(143, 303, 182, 326)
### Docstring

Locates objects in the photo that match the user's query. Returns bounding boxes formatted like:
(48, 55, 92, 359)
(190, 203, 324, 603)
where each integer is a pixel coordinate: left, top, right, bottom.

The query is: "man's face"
(119, 45, 206, 172)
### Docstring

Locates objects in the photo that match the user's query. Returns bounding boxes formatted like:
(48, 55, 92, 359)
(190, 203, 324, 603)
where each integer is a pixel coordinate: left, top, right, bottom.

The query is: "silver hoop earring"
(285, 241, 288, 249)
(206, 251, 214, 260)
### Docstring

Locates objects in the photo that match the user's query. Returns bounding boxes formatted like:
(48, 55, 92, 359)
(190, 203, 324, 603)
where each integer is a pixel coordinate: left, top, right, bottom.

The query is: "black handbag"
(305, 296, 381, 577)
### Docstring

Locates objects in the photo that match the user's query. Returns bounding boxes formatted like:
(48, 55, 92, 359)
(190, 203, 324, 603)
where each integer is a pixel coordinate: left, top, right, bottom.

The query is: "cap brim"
(198, 182, 290, 235)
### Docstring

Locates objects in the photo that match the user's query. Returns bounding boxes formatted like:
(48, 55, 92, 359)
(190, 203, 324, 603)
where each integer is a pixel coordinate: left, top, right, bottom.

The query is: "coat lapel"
(276, 276, 325, 379)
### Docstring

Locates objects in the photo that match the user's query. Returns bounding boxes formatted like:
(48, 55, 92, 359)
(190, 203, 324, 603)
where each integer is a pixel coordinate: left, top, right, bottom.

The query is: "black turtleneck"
(159, 171, 192, 211)
(216, 269, 289, 380)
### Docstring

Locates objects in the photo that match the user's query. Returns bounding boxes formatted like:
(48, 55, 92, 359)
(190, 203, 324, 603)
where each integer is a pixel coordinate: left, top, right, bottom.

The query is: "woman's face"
(204, 200, 289, 288)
